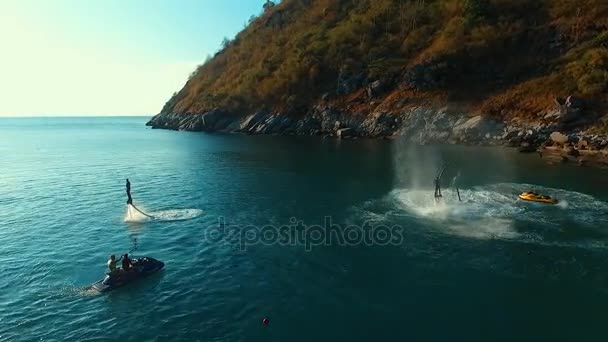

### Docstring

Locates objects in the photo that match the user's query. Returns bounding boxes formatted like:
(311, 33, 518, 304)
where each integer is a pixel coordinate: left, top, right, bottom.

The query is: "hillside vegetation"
(162, 0, 608, 125)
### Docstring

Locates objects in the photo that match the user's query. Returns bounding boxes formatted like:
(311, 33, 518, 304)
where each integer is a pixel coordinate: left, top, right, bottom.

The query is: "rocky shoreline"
(147, 102, 608, 168)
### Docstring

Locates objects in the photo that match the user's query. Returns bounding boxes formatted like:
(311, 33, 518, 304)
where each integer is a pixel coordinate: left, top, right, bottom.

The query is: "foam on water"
(148, 208, 204, 221)
(390, 187, 522, 240)
(396, 183, 607, 224)
(355, 182, 608, 242)
(393, 188, 523, 220)
(445, 217, 520, 240)
(71, 286, 101, 297)
(124, 205, 203, 222)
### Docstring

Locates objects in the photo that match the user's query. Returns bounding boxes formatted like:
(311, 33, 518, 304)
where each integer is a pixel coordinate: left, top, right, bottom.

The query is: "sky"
(0, 0, 266, 116)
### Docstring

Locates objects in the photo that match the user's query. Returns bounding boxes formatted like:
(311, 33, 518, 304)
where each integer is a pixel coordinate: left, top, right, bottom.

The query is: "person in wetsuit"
(126, 178, 133, 205)
(434, 176, 442, 198)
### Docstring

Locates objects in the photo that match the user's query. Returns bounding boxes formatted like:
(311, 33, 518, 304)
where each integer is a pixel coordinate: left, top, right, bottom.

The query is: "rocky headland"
(147, 94, 608, 167)
(147, 0, 608, 167)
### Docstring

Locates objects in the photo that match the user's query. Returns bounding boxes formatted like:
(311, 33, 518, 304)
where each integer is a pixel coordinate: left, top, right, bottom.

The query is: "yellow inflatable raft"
(518, 192, 558, 204)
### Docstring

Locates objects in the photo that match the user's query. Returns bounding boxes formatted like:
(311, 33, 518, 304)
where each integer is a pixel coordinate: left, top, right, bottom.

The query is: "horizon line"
(0, 114, 155, 118)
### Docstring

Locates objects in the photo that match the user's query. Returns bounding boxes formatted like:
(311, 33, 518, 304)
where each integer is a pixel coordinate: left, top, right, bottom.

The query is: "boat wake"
(147, 209, 204, 221)
(57, 285, 102, 298)
(77, 287, 102, 296)
(124, 205, 203, 222)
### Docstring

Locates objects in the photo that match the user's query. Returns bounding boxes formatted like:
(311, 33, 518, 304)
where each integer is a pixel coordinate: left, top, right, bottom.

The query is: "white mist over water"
(386, 139, 607, 241)
(392, 142, 443, 190)
(386, 141, 518, 240)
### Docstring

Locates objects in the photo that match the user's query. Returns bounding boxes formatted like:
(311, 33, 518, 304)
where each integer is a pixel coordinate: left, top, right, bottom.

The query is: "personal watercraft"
(91, 257, 164, 292)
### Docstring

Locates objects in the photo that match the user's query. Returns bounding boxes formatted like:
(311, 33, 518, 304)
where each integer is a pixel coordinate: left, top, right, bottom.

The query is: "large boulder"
(336, 128, 352, 138)
(452, 116, 504, 141)
(453, 116, 480, 131)
(577, 139, 589, 150)
(550, 131, 569, 145)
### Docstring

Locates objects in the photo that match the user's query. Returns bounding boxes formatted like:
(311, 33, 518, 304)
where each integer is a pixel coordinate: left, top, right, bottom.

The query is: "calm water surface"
(1, 117, 608, 341)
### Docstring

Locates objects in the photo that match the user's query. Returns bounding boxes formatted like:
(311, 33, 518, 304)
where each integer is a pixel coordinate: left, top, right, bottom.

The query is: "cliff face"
(148, 0, 608, 157)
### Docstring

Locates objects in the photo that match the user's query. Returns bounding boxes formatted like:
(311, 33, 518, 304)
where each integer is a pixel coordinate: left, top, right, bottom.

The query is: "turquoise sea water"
(1, 116, 608, 341)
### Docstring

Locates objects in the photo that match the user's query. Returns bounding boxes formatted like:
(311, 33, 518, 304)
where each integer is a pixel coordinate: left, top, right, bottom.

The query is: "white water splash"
(383, 182, 608, 241)
(391, 188, 522, 240)
(124, 204, 149, 222)
(556, 200, 569, 209)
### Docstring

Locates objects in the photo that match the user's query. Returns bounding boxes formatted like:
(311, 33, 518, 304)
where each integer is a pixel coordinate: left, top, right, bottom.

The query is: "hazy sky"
(0, 0, 266, 116)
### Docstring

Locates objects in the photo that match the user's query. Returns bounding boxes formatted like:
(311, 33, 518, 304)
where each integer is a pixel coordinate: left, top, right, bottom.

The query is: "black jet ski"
(91, 257, 164, 292)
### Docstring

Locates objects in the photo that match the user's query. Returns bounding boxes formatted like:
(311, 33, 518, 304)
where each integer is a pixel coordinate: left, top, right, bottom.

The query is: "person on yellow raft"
(518, 191, 558, 204)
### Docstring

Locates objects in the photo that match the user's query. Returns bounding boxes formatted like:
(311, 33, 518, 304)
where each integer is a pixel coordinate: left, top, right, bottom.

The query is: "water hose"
(129, 204, 155, 219)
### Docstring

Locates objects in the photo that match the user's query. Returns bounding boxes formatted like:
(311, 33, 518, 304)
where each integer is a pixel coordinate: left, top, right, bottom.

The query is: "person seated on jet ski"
(107, 254, 123, 275)
(122, 253, 133, 272)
